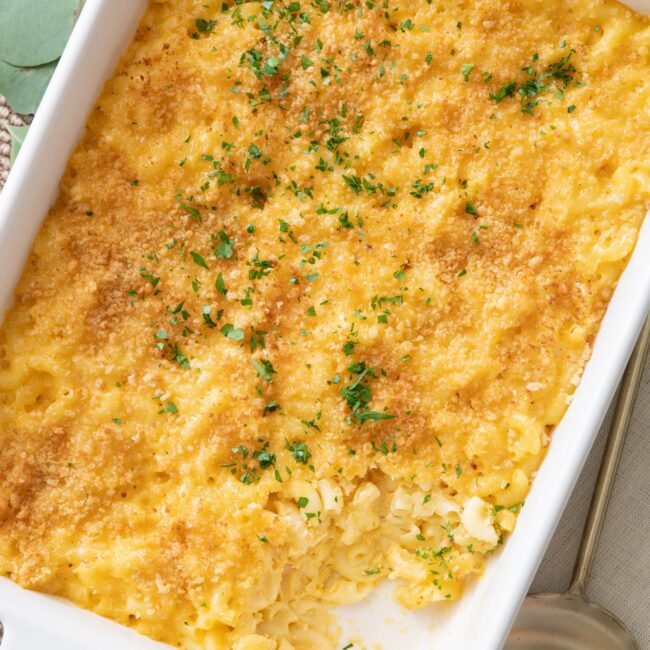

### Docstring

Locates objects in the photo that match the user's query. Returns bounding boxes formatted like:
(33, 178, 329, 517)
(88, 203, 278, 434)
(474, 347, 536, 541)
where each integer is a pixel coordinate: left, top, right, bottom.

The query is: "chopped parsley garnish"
(373, 438, 397, 454)
(461, 63, 474, 82)
(139, 270, 159, 292)
(215, 273, 227, 295)
(195, 18, 216, 35)
(263, 401, 282, 416)
(253, 358, 277, 382)
(254, 447, 276, 468)
(250, 328, 267, 352)
(340, 361, 394, 423)
(410, 179, 434, 198)
(220, 323, 245, 341)
(214, 229, 235, 259)
(191, 250, 208, 269)
(247, 254, 274, 280)
(180, 202, 201, 221)
(343, 174, 362, 195)
(159, 401, 178, 415)
(489, 50, 579, 115)
(241, 40, 290, 80)
(203, 305, 219, 328)
(286, 440, 312, 464)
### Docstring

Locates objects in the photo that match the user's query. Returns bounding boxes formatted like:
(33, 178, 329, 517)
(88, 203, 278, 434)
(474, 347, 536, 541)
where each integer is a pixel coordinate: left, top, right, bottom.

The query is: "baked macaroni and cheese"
(1, 0, 649, 648)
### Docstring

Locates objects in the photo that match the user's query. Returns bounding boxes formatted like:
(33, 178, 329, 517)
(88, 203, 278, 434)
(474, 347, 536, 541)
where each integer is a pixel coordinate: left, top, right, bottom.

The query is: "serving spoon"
(505, 314, 650, 650)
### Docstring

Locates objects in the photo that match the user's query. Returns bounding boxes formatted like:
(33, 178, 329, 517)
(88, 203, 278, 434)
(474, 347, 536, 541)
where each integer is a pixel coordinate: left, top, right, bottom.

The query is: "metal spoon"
(505, 315, 650, 650)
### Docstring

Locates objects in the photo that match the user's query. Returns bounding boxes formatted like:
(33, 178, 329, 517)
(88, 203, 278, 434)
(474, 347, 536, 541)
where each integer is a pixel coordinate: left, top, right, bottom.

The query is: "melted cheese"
(0, 1, 649, 648)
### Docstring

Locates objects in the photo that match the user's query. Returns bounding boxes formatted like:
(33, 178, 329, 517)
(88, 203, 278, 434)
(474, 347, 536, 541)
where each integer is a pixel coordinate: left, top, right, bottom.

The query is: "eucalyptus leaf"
(0, 58, 56, 114)
(0, 0, 78, 67)
(4, 123, 29, 165)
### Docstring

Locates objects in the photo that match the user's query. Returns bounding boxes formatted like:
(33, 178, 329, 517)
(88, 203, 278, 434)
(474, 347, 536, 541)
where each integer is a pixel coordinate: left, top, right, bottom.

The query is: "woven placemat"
(0, 95, 31, 189)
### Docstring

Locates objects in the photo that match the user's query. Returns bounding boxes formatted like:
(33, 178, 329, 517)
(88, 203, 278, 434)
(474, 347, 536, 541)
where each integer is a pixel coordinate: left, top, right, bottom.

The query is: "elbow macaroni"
(0, 1, 649, 648)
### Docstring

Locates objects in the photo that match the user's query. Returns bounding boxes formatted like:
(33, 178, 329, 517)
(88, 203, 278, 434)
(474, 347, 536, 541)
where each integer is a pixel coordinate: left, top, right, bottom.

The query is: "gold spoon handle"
(570, 314, 650, 594)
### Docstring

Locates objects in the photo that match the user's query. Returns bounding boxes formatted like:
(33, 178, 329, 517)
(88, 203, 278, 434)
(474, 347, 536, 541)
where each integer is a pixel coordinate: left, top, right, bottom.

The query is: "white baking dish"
(0, 1, 649, 649)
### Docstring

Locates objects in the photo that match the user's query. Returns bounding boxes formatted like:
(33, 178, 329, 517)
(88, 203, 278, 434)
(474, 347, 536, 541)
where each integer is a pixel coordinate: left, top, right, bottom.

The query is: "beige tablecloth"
(1, 97, 648, 649)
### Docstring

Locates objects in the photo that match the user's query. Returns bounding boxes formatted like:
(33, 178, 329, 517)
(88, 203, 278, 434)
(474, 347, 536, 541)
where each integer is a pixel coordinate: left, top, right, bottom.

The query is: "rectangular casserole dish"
(0, 1, 648, 648)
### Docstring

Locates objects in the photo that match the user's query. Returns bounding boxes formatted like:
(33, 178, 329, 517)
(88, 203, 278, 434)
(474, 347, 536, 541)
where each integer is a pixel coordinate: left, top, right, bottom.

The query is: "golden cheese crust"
(0, 1, 649, 648)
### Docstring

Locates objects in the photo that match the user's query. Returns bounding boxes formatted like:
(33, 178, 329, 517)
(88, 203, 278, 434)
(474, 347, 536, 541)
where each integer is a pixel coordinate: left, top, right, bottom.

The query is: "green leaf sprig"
(0, 0, 80, 162)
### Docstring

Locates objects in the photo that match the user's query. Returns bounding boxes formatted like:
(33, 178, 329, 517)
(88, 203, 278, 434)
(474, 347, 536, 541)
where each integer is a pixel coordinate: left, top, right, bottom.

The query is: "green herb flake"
(191, 250, 208, 269)
(214, 230, 235, 259)
(220, 323, 245, 341)
(195, 18, 216, 35)
(215, 272, 227, 295)
(461, 63, 474, 82)
(180, 203, 202, 221)
(253, 358, 277, 382)
(159, 401, 179, 415)
(286, 441, 312, 464)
